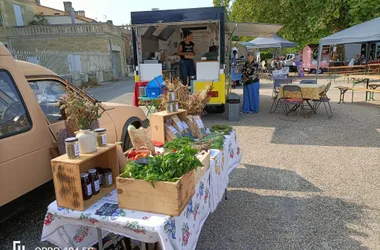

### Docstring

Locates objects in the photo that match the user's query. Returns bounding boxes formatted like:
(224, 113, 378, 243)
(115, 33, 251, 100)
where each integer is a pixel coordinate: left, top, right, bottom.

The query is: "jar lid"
(80, 173, 89, 178)
(94, 128, 106, 132)
(103, 168, 112, 173)
(65, 137, 78, 142)
(88, 169, 97, 174)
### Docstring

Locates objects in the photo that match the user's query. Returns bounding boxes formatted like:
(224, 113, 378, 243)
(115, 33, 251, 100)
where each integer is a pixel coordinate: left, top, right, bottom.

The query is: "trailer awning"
(226, 22, 283, 38)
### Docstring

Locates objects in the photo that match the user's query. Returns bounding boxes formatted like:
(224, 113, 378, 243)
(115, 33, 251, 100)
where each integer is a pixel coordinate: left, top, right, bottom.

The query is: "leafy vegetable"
(210, 124, 233, 135)
(121, 146, 202, 187)
(200, 132, 225, 149)
(163, 137, 194, 151)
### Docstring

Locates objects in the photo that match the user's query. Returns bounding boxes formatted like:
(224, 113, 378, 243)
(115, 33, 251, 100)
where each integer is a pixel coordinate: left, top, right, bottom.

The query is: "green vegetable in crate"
(200, 132, 225, 149)
(121, 146, 202, 187)
(163, 137, 194, 151)
(210, 124, 233, 135)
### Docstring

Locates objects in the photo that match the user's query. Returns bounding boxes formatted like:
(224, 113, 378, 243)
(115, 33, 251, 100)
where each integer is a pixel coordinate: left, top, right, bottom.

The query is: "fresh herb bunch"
(200, 132, 225, 149)
(163, 137, 194, 151)
(121, 146, 202, 187)
(210, 124, 233, 135)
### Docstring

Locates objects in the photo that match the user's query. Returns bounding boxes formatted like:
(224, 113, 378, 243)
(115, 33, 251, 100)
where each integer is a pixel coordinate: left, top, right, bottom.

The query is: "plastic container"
(146, 75, 165, 98)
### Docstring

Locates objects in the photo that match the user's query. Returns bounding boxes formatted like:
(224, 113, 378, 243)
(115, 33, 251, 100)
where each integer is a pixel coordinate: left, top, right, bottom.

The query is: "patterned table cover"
(279, 83, 326, 100)
(41, 131, 241, 250)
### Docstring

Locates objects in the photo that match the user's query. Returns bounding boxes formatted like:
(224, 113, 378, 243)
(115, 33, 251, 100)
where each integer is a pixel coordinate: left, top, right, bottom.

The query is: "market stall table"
(351, 75, 380, 101)
(41, 131, 241, 250)
(278, 83, 326, 115)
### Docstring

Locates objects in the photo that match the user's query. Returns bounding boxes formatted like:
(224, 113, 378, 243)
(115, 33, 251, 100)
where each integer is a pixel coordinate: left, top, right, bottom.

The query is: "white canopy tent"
(316, 17, 380, 80)
(242, 35, 297, 49)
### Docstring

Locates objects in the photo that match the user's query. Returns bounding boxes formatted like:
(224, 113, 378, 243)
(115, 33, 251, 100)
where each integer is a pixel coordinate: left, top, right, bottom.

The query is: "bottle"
(80, 173, 92, 200)
(88, 169, 100, 195)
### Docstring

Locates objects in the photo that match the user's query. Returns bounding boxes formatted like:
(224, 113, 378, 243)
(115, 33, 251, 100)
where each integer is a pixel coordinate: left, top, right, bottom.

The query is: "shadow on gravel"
(229, 165, 321, 192)
(197, 190, 371, 250)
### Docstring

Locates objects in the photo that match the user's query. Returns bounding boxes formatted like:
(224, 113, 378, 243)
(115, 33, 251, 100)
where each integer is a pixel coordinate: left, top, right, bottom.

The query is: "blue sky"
(40, 0, 214, 25)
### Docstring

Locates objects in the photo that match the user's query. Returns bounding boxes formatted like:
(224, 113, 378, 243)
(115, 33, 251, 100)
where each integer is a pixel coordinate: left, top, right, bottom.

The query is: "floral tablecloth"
(41, 131, 241, 250)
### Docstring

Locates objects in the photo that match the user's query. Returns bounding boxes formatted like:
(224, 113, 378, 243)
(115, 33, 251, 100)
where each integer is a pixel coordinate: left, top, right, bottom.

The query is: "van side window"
(0, 71, 32, 139)
(28, 80, 66, 123)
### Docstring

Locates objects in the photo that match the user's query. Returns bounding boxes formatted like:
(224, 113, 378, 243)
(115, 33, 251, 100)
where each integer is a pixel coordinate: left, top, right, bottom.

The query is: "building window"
(0, 70, 32, 139)
(13, 4, 24, 26)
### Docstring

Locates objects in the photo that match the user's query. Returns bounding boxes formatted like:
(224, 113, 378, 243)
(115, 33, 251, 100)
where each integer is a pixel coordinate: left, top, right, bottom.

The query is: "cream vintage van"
(0, 43, 146, 208)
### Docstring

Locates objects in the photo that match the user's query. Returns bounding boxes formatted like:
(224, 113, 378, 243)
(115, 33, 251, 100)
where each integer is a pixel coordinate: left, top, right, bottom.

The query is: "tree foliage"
(218, 0, 380, 49)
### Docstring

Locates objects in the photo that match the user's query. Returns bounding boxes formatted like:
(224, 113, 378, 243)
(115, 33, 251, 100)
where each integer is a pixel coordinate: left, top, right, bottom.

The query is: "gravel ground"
(196, 76, 380, 249)
(1, 76, 379, 249)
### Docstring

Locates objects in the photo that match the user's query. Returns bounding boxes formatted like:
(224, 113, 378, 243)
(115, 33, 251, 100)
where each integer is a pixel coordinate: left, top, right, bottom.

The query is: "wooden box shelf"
(116, 170, 195, 216)
(51, 144, 119, 211)
(195, 150, 211, 184)
(150, 109, 187, 144)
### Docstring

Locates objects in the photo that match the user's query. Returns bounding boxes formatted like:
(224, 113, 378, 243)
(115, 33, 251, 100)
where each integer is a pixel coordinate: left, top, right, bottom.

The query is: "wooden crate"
(150, 109, 187, 144)
(195, 150, 211, 184)
(116, 170, 195, 216)
(51, 144, 119, 211)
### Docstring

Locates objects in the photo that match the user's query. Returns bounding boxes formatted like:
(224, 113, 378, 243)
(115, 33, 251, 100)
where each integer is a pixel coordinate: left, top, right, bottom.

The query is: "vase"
(75, 129, 97, 154)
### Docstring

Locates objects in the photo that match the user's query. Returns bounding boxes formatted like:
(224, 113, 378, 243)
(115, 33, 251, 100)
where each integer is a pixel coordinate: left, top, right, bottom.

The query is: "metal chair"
(313, 82, 333, 119)
(269, 78, 292, 113)
(300, 80, 317, 84)
(280, 85, 306, 122)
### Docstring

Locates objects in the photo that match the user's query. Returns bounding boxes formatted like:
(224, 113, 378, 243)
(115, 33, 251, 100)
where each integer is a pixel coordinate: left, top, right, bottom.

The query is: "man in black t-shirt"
(177, 30, 195, 85)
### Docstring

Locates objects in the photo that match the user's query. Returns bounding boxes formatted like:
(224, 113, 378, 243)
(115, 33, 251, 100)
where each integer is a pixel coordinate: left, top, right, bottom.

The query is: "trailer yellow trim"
(193, 73, 227, 105)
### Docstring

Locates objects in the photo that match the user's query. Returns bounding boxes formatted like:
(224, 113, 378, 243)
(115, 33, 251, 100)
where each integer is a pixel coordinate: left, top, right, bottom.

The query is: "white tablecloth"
(41, 130, 241, 250)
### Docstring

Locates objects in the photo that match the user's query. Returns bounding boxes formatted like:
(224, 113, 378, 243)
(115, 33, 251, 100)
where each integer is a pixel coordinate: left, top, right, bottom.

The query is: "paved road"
(87, 78, 135, 105)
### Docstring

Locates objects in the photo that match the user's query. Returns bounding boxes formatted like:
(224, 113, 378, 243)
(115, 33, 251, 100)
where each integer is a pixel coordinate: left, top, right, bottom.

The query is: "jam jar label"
(87, 184, 92, 196)
(94, 179, 100, 192)
(101, 134, 107, 145)
(74, 144, 79, 157)
(108, 174, 113, 185)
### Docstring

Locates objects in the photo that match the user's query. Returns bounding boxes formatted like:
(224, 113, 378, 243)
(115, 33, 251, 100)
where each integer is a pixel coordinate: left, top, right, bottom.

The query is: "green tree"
(224, 0, 380, 49)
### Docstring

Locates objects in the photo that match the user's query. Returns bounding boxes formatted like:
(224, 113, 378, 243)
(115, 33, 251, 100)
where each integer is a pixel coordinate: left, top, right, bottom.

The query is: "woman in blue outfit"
(241, 53, 260, 114)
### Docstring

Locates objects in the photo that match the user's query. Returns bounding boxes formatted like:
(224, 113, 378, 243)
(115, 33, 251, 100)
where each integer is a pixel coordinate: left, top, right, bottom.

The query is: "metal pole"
(316, 43, 323, 82)
(97, 228, 104, 250)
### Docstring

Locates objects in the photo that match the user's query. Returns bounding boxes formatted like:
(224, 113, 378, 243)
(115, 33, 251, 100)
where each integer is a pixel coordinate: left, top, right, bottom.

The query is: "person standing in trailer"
(241, 52, 260, 114)
(178, 29, 195, 86)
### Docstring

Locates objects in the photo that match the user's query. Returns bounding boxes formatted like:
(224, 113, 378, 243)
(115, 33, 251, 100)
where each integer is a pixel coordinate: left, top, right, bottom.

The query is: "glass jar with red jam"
(80, 173, 92, 200)
(88, 169, 100, 195)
